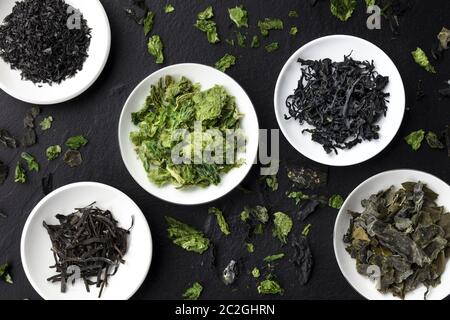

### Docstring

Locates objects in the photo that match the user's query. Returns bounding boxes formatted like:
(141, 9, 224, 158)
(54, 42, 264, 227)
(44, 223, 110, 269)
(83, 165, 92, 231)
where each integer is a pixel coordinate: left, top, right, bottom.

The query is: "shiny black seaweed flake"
(285, 55, 390, 154)
(0, 129, 18, 148)
(0, 0, 91, 84)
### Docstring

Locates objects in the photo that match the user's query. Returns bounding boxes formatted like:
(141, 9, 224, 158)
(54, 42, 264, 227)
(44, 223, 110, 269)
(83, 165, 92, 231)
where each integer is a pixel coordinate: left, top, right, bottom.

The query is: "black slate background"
(0, 0, 449, 300)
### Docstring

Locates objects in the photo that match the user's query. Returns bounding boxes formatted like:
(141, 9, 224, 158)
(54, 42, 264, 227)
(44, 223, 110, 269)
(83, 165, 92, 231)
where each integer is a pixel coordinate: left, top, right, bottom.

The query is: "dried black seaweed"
(0, 129, 18, 148)
(21, 129, 37, 147)
(298, 200, 321, 221)
(345, 182, 450, 299)
(292, 236, 313, 285)
(285, 55, 389, 154)
(42, 174, 53, 195)
(64, 150, 82, 167)
(43, 203, 131, 297)
(0, 0, 91, 84)
(124, 0, 149, 25)
(23, 107, 40, 129)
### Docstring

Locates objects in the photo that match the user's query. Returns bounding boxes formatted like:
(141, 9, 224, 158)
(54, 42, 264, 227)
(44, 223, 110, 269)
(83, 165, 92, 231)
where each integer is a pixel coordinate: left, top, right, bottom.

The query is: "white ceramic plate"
(118, 63, 260, 205)
(0, 0, 111, 105)
(21, 182, 152, 300)
(334, 170, 450, 300)
(274, 35, 405, 166)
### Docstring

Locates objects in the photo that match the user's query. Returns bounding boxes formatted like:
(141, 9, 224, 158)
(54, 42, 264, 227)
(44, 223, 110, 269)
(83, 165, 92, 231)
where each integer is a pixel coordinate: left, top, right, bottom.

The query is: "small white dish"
(118, 63, 260, 206)
(274, 35, 405, 166)
(21, 182, 152, 300)
(334, 169, 450, 300)
(0, 0, 111, 105)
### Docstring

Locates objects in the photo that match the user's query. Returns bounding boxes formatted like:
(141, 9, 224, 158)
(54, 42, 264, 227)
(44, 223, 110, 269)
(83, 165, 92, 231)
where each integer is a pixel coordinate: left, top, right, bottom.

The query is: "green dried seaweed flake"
(272, 212, 293, 244)
(14, 163, 26, 183)
(257, 279, 283, 295)
(290, 26, 298, 36)
(251, 267, 260, 278)
(46, 145, 62, 160)
(39, 116, 53, 131)
(302, 224, 312, 236)
(265, 175, 278, 191)
(288, 10, 299, 18)
(215, 54, 236, 72)
(250, 35, 260, 48)
(228, 5, 248, 28)
(426, 131, 444, 149)
(246, 242, 255, 253)
(329, 194, 344, 209)
(405, 129, 425, 151)
(209, 207, 230, 236)
(164, 4, 174, 14)
(236, 31, 246, 47)
(258, 18, 283, 37)
(411, 48, 436, 73)
(65, 135, 88, 150)
(265, 42, 279, 53)
(330, 0, 357, 21)
(166, 216, 210, 254)
(195, 6, 220, 44)
(263, 253, 285, 262)
(143, 11, 155, 36)
(147, 35, 164, 64)
(21, 152, 39, 172)
(183, 282, 203, 300)
(287, 191, 309, 205)
(0, 263, 13, 284)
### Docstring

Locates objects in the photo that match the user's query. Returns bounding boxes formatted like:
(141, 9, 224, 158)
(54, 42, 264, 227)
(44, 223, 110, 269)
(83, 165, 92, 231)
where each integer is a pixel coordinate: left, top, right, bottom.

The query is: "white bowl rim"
(20, 181, 153, 300)
(0, 0, 111, 105)
(333, 169, 450, 300)
(118, 62, 260, 206)
(274, 34, 406, 167)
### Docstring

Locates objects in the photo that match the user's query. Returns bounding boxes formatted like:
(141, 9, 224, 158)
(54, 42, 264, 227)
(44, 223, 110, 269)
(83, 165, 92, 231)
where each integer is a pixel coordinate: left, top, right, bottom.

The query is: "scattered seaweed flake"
(0, 0, 91, 85)
(292, 236, 313, 285)
(43, 203, 130, 296)
(344, 182, 450, 299)
(182, 282, 203, 300)
(298, 199, 321, 221)
(42, 173, 53, 195)
(63, 150, 83, 167)
(285, 55, 389, 154)
(287, 166, 327, 189)
(21, 129, 37, 147)
(166, 216, 210, 254)
(0, 129, 18, 148)
(223, 260, 238, 285)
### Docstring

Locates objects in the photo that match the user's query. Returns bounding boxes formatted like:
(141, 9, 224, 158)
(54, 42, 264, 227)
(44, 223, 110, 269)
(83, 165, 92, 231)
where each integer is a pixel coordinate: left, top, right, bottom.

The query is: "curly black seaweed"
(285, 55, 390, 154)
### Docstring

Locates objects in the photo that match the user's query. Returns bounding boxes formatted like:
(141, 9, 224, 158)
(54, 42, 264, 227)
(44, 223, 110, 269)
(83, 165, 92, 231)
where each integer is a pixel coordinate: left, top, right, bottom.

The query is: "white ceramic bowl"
(0, 0, 111, 105)
(118, 63, 260, 205)
(274, 35, 405, 166)
(334, 170, 450, 300)
(21, 182, 152, 300)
